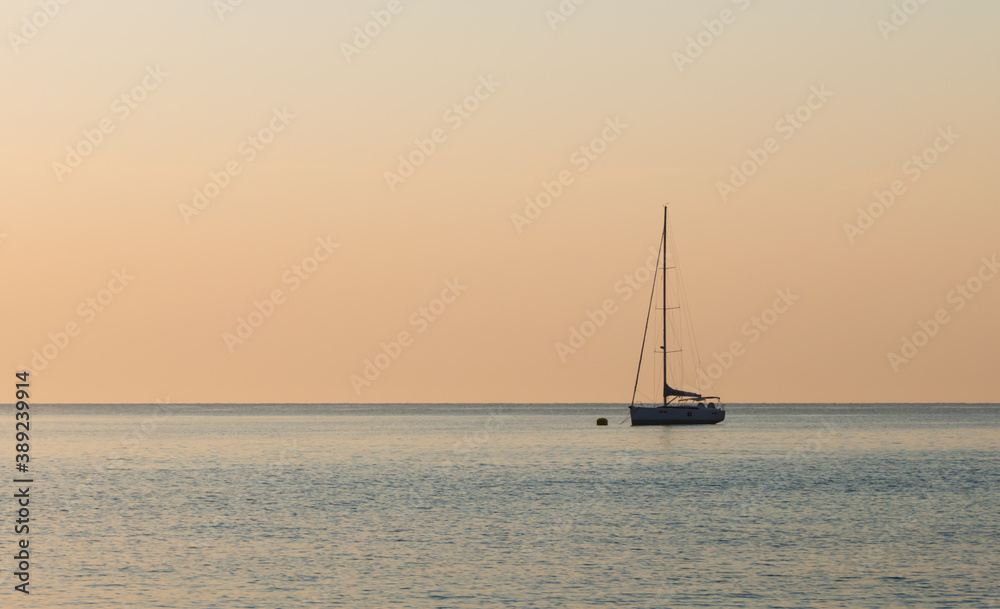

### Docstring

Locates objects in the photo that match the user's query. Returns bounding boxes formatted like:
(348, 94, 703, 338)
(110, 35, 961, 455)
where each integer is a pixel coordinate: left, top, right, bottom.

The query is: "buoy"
(596, 418, 608, 426)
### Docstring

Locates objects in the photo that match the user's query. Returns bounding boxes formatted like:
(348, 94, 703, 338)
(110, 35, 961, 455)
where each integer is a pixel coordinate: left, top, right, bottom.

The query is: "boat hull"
(630, 405, 725, 426)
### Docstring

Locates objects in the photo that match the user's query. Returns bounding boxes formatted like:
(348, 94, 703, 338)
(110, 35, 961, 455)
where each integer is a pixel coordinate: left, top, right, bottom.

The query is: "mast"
(662, 205, 668, 406)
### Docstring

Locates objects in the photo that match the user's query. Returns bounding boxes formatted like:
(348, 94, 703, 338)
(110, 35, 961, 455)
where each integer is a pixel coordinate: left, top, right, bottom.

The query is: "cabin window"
(687, 412, 692, 417)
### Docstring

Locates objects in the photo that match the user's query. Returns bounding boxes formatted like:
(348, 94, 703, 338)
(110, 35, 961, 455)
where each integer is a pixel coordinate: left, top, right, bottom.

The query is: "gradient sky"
(2, 0, 998, 403)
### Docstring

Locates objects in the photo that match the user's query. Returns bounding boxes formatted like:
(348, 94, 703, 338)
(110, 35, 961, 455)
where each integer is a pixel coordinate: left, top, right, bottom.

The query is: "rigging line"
(630, 228, 665, 408)
(651, 307, 662, 404)
(678, 271, 700, 386)
(667, 214, 704, 383)
(671, 218, 697, 388)
(665, 213, 684, 389)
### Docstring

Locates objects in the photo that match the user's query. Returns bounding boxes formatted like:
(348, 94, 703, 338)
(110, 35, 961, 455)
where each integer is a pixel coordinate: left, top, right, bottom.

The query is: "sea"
(11, 403, 1000, 608)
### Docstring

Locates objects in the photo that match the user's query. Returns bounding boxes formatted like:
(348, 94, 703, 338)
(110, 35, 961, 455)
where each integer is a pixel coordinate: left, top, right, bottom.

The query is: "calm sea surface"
(12, 404, 1000, 608)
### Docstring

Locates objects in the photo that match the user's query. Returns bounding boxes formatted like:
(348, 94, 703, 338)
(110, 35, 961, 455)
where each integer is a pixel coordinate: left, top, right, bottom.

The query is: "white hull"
(630, 404, 725, 426)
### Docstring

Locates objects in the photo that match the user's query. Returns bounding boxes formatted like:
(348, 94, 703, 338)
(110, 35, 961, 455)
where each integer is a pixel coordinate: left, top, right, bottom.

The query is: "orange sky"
(2, 0, 998, 403)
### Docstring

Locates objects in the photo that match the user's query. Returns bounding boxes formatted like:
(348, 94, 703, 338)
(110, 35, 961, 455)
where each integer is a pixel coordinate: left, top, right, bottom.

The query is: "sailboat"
(629, 206, 725, 426)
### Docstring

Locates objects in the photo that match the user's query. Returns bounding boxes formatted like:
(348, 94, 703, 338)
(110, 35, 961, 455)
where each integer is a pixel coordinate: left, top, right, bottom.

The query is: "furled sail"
(664, 382, 701, 399)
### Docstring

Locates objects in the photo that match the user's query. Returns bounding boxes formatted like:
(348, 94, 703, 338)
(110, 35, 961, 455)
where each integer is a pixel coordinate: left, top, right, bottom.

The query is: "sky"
(2, 0, 998, 404)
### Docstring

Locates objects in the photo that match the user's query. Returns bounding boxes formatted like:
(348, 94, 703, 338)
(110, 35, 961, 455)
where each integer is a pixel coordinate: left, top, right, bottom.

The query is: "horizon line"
(19, 401, 1000, 406)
